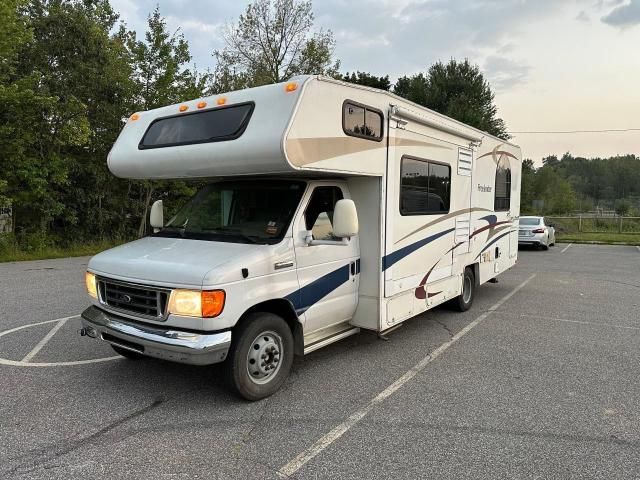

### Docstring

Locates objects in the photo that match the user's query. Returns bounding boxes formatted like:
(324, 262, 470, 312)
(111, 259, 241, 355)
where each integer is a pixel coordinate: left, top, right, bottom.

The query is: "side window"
(343, 101, 383, 141)
(494, 157, 511, 211)
(400, 157, 451, 215)
(304, 187, 344, 240)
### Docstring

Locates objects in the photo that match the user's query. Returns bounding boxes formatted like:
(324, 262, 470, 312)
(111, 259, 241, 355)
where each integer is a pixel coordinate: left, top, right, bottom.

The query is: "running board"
(303, 327, 360, 355)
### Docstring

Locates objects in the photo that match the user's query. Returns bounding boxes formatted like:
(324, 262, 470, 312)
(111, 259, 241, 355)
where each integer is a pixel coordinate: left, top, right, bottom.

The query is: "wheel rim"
(246, 330, 283, 385)
(462, 275, 472, 304)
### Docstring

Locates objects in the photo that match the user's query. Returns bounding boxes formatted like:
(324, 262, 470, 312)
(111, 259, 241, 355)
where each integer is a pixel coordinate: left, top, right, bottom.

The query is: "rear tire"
(111, 345, 144, 360)
(452, 267, 475, 312)
(227, 312, 294, 401)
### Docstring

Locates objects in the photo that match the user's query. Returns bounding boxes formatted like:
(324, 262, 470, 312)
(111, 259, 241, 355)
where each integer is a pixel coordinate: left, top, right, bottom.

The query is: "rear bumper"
(518, 239, 542, 245)
(518, 234, 545, 245)
(80, 306, 231, 366)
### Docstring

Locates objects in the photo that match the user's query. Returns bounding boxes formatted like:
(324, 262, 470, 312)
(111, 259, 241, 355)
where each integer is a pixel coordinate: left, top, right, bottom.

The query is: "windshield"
(155, 180, 305, 244)
(519, 217, 541, 226)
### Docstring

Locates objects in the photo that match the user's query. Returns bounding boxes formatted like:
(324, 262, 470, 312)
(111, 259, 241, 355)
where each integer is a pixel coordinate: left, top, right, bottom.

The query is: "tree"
(520, 159, 536, 213)
(212, 0, 339, 90)
(532, 166, 576, 214)
(614, 199, 631, 216)
(339, 71, 391, 90)
(393, 73, 428, 105)
(17, 0, 139, 244)
(126, 7, 208, 110)
(542, 154, 560, 168)
(394, 59, 509, 140)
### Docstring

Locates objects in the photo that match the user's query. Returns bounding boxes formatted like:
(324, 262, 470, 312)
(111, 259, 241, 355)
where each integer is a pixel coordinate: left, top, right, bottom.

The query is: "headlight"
(168, 289, 225, 318)
(85, 272, 98, 299)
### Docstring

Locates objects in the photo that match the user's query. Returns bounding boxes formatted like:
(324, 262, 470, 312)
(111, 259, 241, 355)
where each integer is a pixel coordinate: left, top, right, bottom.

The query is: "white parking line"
(0, 316, 78, 340)
(561, 243, 573, 253)
(0, 315, 120, 367)
(277, 274, 537, 478)
(636, 246, 640, 253)
(0, 356, 120, 367)
(21, 317, 69, 362)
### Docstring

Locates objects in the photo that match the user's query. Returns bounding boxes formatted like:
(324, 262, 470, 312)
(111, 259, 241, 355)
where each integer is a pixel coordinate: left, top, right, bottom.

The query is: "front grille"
(98, 278, 168, 319)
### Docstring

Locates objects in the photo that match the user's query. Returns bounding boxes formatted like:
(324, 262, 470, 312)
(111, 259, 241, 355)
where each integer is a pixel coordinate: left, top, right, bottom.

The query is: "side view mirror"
(333, 199, 359, 238)
(150, 200, 163, 232)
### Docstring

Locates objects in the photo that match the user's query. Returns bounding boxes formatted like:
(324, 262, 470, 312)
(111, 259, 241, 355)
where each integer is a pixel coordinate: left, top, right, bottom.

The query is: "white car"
(518, 216, 555, 250)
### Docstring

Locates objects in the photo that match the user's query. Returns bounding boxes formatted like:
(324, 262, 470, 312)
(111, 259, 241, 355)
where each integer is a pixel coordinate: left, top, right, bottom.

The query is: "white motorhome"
(80, 76, 522, 400)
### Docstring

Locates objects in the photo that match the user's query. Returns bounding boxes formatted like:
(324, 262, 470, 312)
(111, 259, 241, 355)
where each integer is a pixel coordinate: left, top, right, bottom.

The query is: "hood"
(88, 236, 266, 288)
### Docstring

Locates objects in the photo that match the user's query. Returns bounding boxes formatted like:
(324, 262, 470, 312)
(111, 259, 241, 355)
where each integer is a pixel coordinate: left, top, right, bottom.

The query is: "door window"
(304, 187, 344, 240)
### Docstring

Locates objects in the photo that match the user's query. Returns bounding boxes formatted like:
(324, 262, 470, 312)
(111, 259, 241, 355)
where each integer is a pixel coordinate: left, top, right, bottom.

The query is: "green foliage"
(125, 7, 208, 110)
(0, 1, 206, 249)
(339, 71, 391, 90)
(212, 0, 340, 89)
(394, 59, 509, 140)
(521, 153, 640, 215)
(531, 166, 576, 214)
(614, 198, 632, 216)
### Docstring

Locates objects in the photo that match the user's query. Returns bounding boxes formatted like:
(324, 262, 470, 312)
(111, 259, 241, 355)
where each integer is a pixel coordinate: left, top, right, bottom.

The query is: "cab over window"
(400, 157, 451, 215)
(305, 187, 344, 240)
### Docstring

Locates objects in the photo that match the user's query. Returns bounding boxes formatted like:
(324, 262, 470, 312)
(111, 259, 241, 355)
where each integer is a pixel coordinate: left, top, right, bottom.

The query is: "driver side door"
(291, 184, 360, 335)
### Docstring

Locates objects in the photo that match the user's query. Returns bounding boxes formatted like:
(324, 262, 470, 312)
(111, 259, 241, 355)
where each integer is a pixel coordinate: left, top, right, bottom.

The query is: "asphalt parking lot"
(1, 243, 639, 479)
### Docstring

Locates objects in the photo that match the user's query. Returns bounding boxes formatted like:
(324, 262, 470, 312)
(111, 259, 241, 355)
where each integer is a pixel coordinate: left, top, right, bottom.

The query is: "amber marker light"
(130, 113, 140, 121)
(216, 97, 227, 106)
(179, 104, 189, 112)
(202, 290, 226, 318)
(197, 101, 207, 109)
(285, 82, 298, 92)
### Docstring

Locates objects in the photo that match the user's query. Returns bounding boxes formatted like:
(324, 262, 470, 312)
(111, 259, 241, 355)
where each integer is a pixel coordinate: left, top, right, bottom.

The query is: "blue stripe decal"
(480, 214, 497, 225)
(382, 228, 455, 271)
(475, 230, 513, 260)
(285, 263, 352, 315)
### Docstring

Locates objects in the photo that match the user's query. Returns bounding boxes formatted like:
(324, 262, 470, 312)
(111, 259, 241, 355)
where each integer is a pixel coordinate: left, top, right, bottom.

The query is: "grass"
(556, 232, 640, 246)
(0, 240, 124, 263)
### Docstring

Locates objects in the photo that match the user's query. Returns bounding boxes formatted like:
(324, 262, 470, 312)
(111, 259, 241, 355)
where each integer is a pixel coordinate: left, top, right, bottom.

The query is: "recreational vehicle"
(80, 76, 522, 400)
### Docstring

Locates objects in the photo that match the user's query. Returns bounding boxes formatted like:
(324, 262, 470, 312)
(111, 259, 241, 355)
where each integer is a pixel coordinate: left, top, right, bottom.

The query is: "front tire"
(452, 267, 476, 312)
(227, 312, 294, 401)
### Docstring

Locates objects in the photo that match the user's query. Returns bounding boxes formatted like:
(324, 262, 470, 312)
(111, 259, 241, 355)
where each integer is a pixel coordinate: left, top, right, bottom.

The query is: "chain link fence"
(545, 216, 640, 234)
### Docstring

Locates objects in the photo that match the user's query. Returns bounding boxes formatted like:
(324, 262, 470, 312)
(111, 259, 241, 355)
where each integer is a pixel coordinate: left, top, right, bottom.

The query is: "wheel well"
(467, 263, 480, 286)
(239, 299, 304, 356)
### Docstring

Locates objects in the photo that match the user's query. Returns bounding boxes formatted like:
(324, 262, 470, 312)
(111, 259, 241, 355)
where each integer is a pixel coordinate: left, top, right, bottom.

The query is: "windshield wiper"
(206, 228, 266, 244)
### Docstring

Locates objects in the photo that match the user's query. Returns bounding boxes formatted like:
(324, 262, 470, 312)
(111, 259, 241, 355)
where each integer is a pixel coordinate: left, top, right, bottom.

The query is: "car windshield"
(154, 180, 305, 244)
(519, 217, 541, 226)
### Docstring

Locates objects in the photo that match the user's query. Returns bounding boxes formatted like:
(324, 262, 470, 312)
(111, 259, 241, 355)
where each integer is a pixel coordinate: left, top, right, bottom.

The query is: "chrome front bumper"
(80, 306, 231, 366)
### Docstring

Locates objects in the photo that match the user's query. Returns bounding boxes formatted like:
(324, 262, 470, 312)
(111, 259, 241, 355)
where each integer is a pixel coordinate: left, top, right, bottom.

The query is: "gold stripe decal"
(285, 136, 451, 167)
(394, 207, 492, 245)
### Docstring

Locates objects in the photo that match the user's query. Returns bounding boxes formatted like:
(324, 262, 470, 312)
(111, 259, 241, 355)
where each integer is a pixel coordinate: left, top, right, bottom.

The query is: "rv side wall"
(378, 115, 521, 332)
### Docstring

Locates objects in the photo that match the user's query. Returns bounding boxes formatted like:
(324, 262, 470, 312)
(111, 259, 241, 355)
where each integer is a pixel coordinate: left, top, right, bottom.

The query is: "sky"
(110, 0, 640, 164)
